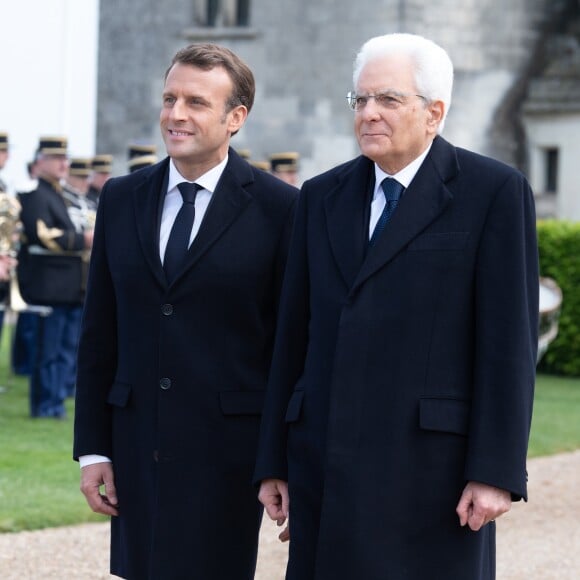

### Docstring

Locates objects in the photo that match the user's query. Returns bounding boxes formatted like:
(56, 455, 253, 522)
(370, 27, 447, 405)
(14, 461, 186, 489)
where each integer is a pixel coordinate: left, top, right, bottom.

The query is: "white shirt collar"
(167, 155, 229, 193)
(373, 142, 433, 200)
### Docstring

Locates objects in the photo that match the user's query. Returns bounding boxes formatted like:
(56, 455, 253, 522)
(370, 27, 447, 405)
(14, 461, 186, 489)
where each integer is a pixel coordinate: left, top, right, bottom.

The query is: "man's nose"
(170, 99, 187, 119)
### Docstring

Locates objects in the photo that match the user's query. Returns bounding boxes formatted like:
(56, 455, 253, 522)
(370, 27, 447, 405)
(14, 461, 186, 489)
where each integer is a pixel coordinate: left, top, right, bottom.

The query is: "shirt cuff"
(79, 454, 112, 468)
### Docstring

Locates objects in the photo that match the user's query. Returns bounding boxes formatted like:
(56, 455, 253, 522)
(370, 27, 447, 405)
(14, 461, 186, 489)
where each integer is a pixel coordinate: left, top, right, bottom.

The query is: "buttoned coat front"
(73, 150, 297, 579)
(255, 136, 539, 580)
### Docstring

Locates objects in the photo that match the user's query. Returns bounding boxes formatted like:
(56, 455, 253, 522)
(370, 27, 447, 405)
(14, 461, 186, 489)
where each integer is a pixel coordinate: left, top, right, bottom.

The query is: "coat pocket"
(419, 397, 470, 436)
(219, 390, 265, 415)
(285, 391, 304, 423)
(408, 232, 469, 251)
(106, 382, 132, 407)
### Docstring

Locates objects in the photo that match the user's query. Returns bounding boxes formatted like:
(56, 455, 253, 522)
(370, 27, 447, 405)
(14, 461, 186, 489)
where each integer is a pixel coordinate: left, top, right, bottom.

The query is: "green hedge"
(537, 220, 580, 376)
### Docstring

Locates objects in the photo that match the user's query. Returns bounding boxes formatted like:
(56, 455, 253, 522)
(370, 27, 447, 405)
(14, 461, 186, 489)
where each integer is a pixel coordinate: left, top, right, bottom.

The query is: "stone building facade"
(96, 0, 577, 202)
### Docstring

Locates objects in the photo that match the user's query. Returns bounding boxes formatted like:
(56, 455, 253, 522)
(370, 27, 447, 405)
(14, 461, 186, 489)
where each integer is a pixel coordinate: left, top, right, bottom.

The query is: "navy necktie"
(369, 178, 404, 246)
(163, 182, 201, 283)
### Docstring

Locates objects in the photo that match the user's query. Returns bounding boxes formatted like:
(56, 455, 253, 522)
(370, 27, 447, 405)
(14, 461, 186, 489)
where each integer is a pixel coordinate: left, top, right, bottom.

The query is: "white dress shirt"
(79, 155, 229, 469)
(368, 143, 432, 239)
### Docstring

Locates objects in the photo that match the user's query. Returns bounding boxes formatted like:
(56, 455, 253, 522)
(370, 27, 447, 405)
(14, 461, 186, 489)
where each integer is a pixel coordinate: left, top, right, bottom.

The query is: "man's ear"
(427, 100, 445, 132)
(228, 105, 248, 134)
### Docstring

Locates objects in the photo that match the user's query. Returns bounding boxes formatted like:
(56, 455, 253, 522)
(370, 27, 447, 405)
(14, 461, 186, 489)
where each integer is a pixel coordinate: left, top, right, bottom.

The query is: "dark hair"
(166, 43, 255, 114)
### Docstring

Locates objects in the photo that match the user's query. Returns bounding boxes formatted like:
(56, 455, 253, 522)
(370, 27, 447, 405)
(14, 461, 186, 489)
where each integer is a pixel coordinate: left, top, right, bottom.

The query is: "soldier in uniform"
(269, 151, 300, 186)
(250, 159, 271, 172)
(0, 132, 17, 341)
(17, 136, 94, 418)
(127, 143, 158, 173)
(11, 153, 41, 376)
(0, 132, 9, 193)
(87, 154, 113, 205)
(61, 158, 98, 397)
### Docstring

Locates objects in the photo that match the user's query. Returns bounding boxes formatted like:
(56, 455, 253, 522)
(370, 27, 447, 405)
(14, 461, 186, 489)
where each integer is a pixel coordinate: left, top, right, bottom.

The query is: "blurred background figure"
(250, 160, 271, 172)
(0, 131, 19, 346)
(269, 151, 300, 186)
(127, 143, 158, 173)
(236, 148, 251, 161)
(87, 154, 113, 205)
(0, 132, 9, 193)
(11, 154, 42, 377)
(64, 158, 92, 196)
(62, 157, 97, 398)
(17, 136, 93, 418)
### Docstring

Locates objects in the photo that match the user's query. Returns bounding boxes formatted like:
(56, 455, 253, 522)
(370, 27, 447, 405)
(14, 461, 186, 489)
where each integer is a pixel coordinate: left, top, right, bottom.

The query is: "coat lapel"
(133, 160, 169, 289)
(350, 136, 459, 296)
(324, 157, 374, 290)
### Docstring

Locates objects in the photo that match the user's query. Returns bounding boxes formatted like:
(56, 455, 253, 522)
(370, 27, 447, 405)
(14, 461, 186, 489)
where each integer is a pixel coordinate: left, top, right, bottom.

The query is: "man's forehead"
(358, 55, 415, 88)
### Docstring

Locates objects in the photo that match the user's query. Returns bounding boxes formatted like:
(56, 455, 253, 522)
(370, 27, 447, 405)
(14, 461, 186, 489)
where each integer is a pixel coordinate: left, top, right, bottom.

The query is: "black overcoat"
(255, 136, 539, 580)
(74, 150, 297, 579)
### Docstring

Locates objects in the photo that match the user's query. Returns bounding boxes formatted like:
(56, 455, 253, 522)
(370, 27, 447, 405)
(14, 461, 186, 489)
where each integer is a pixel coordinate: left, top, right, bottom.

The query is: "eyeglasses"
(346, 90, 427, 112)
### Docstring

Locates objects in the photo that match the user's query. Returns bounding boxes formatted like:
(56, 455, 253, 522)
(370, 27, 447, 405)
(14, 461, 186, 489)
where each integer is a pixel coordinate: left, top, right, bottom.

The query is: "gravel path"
(0, 450, 578, 579)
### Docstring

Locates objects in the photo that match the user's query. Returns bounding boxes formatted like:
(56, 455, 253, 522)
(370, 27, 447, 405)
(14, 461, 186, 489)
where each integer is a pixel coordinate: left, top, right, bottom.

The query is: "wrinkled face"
(354, 54, 442, 174)
(160, 62, 247, 181)
(37, 154, 69, 182)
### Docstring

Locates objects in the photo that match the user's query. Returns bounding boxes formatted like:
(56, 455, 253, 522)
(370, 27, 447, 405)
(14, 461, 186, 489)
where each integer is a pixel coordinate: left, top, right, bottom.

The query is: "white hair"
(352, 33, 454, 132)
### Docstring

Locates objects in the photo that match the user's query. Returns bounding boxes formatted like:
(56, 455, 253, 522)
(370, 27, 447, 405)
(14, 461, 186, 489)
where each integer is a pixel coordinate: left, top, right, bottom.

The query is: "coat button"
(161, 303, 173, 315)
(159, 377, 171, 390)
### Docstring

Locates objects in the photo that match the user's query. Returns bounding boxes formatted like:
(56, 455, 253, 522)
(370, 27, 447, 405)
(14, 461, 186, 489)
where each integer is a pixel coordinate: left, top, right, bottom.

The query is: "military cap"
(269, 151, 300, 173)
(250, 160, 271, 171)
(128, 143, 157, 160)
(37, 136, 68, 156)
(68, 157, 92, 177)
(92, 154, 113, 173)
(0, 132, 8, 151)
(128, 154, 158, 173)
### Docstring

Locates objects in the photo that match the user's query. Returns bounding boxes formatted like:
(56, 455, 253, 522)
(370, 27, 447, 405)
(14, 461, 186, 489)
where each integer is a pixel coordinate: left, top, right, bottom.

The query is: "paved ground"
(0, 450, 578, 579)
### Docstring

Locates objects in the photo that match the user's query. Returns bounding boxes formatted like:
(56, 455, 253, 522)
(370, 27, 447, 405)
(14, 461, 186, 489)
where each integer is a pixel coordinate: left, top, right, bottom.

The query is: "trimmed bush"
(537, 220, 580, 376)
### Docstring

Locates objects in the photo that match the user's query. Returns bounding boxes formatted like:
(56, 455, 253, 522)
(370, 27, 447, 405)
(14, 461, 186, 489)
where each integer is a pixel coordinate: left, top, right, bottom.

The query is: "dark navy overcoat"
(255, 136, 538, 580)
(74, 149, 297, 579)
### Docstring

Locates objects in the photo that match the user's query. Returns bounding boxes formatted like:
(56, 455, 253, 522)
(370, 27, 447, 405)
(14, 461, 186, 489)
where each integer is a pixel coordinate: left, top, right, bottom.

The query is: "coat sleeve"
(254, 186, 310, 483)
(73, 181, 118, 459)
(464, 171, 539, 500)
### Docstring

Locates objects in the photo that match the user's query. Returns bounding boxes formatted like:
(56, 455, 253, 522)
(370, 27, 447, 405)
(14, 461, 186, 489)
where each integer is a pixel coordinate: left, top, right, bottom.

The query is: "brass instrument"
(0, 192, 28, 312)
(538, 276, 563, 363)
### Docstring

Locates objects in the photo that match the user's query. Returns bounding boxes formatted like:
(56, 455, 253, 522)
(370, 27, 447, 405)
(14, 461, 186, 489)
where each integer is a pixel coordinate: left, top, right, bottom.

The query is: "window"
(197, 0, 250, 27)
(545, 147, 558, 194)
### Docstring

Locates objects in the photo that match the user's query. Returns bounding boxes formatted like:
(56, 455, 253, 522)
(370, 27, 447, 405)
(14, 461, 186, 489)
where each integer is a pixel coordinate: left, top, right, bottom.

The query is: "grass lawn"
(0, 323, 579, 533)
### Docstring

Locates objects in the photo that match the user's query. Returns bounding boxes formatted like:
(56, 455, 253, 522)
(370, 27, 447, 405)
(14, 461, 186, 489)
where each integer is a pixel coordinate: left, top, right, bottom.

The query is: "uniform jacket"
(17, 177, 86, 305)
(255, 136, 539, 580)
(73, 150, 297, 580)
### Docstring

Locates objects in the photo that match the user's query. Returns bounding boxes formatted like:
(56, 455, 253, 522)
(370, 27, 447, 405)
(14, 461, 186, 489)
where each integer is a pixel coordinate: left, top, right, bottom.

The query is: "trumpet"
(0, 192, 28, 312)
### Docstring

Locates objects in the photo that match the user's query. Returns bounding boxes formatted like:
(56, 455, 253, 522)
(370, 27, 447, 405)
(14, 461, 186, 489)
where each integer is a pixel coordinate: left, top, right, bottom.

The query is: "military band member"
(0, 132, 12, 337)
(269, 151, 300, 186)
(87, 154, 113, 205)
(61, 157, 98, 397)
(17, 136, 94, 418)
(127, 143, 158, 173)
(0, 132, 9, 193)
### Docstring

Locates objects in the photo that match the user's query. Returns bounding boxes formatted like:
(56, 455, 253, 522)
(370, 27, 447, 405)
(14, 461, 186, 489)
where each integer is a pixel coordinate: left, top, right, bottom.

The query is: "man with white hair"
(255, 33, 538, 579)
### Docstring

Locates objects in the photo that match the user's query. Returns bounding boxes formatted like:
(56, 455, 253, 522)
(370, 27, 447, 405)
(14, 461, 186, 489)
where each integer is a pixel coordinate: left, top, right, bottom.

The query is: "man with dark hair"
(73, 43, 297, 579)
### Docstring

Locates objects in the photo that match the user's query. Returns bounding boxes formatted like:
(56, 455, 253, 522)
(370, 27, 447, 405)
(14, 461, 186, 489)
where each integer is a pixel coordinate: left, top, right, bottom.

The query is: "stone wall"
(96, 0, 574, 179)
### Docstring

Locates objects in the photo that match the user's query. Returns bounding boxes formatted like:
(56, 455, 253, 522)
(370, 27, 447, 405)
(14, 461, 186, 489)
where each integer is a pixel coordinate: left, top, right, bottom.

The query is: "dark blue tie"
(369, 178, 404, 246)
(163, 182, 201, 283)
